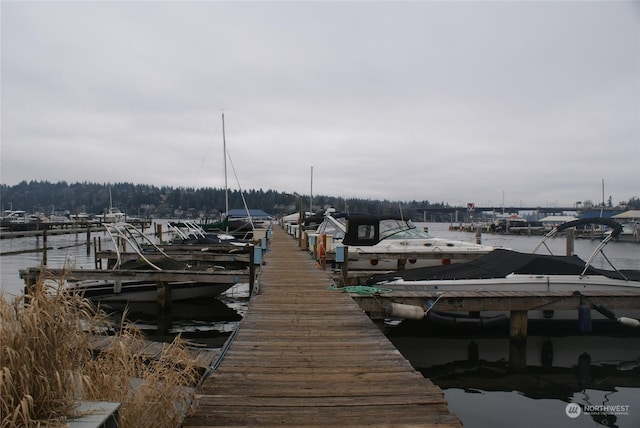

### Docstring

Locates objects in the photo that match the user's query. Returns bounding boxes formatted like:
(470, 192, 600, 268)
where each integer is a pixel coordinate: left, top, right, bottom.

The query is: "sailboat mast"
(600, 178, 605, 217)
(222, 113, 229, 231)
(310, 166, 313, 213)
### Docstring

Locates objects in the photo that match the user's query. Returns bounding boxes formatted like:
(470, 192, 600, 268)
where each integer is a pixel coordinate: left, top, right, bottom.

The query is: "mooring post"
(42, 229, 48, 265)
(93, 237, 99, 269)
(22, 267, 38, 296)
(336, 246, 349, 287)
(86, 225, 91, 256)
(510, 310, 528, 341)
(475, 226, 482, 244)
(566, 228, 575, 256)
(250, 244, 258, 296)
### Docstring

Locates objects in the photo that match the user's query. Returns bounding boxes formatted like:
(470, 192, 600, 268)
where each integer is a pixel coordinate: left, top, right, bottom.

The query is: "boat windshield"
(316, 216, 346, 239)
(379, 219, 430, 240)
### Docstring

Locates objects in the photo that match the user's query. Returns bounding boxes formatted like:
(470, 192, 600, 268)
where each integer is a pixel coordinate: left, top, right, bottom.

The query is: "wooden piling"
(509, 310, 528, 342)
(249, 244, 256, 296)
(341, 246, 349, 287)
(566, 228, 575, 256)
(86, 225, 91, 256)
(42, 229, 47, 265)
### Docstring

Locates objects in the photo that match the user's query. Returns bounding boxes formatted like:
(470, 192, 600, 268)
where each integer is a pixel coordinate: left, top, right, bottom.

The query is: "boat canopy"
(367, 249, 640, 284)
(341, 214, 425, 246)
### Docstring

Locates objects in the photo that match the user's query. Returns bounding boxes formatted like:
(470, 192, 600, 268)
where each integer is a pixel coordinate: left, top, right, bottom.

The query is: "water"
(0, 220, 250, 345)
(398, 223, 640, 428)
(2, 221, 640, 427)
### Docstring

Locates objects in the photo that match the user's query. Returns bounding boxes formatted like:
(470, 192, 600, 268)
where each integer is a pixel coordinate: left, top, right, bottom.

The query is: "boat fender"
(318, 236, 326, 260)
(387, 302, 425, 320)
(578, 303, 592, 335)
(593, 303, 617, 320)
(441, 258, 451, 265)
(618, 317, 640, 328)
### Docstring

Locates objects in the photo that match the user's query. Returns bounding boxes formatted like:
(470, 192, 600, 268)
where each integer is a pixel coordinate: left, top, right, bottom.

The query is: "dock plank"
(183, 226, 461, 427)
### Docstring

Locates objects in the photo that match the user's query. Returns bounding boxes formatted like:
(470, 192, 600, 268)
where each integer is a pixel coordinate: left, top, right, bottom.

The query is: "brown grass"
(1, 273, 202, 427)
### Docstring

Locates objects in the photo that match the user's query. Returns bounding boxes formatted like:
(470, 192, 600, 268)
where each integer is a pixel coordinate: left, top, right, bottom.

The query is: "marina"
(1, 220, 639, 427)
(3, 2, 638, 426)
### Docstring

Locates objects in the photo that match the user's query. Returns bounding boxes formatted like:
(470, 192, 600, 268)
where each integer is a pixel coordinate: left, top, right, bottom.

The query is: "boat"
(367, 218, 640, 324)
(166, 220, 250, 247)
(101, 188, 126, 223)
(60, 222, 250, 302)
(310, 212, 495, 270)
(101, 207, 126, 223)
(196, 114, 269, 239)
(65, 276, 238, 303)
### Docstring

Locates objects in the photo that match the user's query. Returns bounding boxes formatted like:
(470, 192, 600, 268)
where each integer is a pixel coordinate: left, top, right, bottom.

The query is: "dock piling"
(510, 310, 528, 341)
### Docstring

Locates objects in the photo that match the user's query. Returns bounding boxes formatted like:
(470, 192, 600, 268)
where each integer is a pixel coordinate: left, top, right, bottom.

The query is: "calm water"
(402, 223, 640, 428)
(2, 221, 639, 427)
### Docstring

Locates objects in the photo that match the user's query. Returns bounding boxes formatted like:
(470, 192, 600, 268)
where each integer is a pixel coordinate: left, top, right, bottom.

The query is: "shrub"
(1, 275, 200, 427)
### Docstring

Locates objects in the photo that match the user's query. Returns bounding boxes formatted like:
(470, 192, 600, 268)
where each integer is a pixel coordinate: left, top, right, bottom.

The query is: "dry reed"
(1, 273, 202, 427)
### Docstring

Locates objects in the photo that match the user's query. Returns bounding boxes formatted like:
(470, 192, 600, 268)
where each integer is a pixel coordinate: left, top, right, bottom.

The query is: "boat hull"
(67, 280, 235, 303)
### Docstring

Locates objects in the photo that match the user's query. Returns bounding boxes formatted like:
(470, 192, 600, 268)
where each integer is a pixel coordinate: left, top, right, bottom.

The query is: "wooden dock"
(183, 226, 461, 427)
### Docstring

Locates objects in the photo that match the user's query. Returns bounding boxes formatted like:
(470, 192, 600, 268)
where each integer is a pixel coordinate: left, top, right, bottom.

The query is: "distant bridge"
(415, 206, 616, 221)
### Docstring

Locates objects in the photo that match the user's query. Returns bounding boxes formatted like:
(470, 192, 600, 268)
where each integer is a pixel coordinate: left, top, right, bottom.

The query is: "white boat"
(311, 212, 495, 270)
(166, 220, 250, 247)
(61, 222, 244, 302)
(367, 218, 640, 323)
(102, 207, 126, 223)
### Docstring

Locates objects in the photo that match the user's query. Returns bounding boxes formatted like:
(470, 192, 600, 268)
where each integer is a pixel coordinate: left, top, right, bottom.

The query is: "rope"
(327, 285, 392, 295)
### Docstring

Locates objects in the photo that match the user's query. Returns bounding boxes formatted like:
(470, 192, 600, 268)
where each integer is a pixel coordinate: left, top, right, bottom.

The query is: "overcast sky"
(1, 1, 638, 208)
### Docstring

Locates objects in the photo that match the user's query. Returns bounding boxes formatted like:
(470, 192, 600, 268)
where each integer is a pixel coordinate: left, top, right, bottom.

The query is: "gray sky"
(1, 1, 638, 208)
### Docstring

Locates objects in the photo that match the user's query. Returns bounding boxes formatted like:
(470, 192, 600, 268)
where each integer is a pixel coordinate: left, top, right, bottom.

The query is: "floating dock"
(183, 226, 462, 427)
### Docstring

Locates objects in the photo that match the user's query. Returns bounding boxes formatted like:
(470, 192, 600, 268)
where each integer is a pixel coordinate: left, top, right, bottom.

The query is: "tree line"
(2, 181, 638, 221)
(0, 181, 451, 220)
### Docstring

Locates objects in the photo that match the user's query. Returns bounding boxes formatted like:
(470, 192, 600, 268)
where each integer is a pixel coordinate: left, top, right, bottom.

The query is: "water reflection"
(96, 283, 250, 347)
(389, 327, 640, 428)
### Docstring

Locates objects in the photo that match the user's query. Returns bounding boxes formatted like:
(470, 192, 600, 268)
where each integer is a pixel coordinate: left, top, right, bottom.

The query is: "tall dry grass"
(1, 274, 202, 427)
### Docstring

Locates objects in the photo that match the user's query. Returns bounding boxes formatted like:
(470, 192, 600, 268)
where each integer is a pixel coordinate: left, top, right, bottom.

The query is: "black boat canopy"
(367, 249, 640, 284)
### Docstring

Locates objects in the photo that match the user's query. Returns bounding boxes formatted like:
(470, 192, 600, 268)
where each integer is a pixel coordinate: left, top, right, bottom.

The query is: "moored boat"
(367, 218, 640, 324)
(310, 212, 495, 270)
(32, 222, 252, 303)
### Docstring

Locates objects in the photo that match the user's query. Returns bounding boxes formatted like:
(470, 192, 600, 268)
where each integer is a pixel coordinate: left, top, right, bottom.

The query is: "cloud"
(1, 1, 638, 208)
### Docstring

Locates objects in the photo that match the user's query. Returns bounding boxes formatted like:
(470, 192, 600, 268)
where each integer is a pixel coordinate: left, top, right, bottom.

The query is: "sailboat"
(102, 187, 126, 223)
(199, 114, 258, 238)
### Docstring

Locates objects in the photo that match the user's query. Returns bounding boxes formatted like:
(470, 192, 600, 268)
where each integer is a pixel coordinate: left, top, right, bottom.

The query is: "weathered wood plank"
(183, 226, 461, 427)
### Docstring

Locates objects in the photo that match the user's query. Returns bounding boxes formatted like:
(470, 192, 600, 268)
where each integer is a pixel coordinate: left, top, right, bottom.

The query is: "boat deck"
(182, 226, 461, 427)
